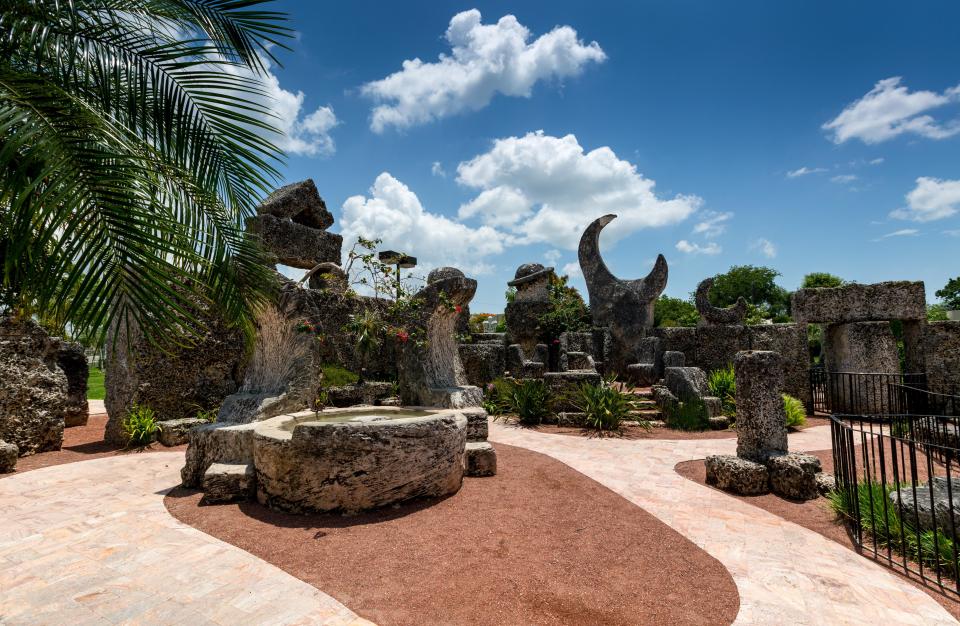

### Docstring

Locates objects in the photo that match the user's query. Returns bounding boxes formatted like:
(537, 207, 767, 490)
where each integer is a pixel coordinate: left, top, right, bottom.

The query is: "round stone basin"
(253, 406, 468, 514)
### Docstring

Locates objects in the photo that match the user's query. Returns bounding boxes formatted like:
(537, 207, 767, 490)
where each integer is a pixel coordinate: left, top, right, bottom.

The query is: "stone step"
(202, 462, 256, 504)
(157, 417, 209, 447)
(464, 442, 497, 477)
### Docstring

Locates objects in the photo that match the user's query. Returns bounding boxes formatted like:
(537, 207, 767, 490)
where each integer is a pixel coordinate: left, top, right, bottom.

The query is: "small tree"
(936, 277, 960, 310)
(654, 296, 700, 327)
(537, 274, 591, 341)
(709, 265, 790, 321)
(801, 273, 846, 289)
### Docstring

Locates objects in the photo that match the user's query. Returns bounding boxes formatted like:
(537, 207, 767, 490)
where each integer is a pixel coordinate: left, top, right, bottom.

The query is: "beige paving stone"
(0, 452, 371, 626)
(489, 420, 958, 625)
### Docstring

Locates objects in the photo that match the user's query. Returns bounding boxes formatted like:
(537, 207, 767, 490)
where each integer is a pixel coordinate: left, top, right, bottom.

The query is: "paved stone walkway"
(489, 422, 957, 625)
(0, 452, 370, 626)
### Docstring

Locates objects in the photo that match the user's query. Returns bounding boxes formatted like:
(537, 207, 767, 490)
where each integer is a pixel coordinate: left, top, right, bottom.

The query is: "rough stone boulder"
(0, 440, 17, 473)
(202, 462, 256, 504)
(734, 350, 788, 462)
(157, 417, 208, 447)
(705, 454, 769, 495)
(0, 316, 67, 455)
(464, 441, 497, 477)
(56, 341, 89, 427)
(816, 472, 836, 496)
(459, 342, 506, 387)
(791, 281, 926, 324)
(767, 453, 821, 500)
(181, 422, 256, 488)
(664, 366, 708, 400)
(326, 382, 394, 407)
(890, 477, 960, 540)
(256, 179, 334, 230)
(544, 370, 602, 411)
(462, 407, 489, 442)
(696, 277, 747, 327)
(104, 305, 247, 445)
(246, 213, 343, 270)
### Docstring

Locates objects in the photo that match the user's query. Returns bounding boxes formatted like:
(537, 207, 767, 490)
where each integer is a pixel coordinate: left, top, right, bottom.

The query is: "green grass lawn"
(87, 366, 105, 400)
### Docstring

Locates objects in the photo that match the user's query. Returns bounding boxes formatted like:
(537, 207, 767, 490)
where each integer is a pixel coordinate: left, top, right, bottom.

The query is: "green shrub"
(707, 366, 736, 416)
(573, 378, 649, 432)
(123, 405, 160, 448)
(783, 394, 806, 429)
(320, 363, 359, 387)
(195, 408, 217, 423)
(666, 397, 709, 431)
(495, 378, 554, 425)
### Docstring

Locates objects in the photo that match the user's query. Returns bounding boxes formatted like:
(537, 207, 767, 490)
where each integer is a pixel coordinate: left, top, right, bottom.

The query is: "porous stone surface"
(578, 215, 667, 373)
(922, 321, 960, 395)
(458, 342, 506, 387)
(705, 454, 769, 495)
(662, 351, 685, 368)
(696, 278, 747, 327)
(544, 370, 602, 411)
(651, 385, 678, 415)
(157, 417, 208, 447)
(307, 262, 348, 293)
(472, 333, 506, 344)
(561, 351, 595, 371)
(255, 413, 467, 513)
(816, 472, 836, 496)
(792, 281, 926, 324)
(202, 462, 256, 504)
(181, 422, 256, 488)
(217, 391, 301, 424)
(464, 441, 497, 477)
(890, 477, 960, 540)
(626, 363, 657, 387)
(256, 179, 334, 230)
(748, 324, 811, 410)
(246, 213, 343, 270)
(766, 453, 822, 500)
(397, 268, 482, 408)
(824, 321, 900, 414)
(708, 416, 731, 430)
(57, 342, 89, 427)
(664, 367, 708, 400)
(506, 343, 547, 378)
(0, 317, 67, 455)
(0, 440, 17, 473)
(703, 396, 723, 418)
(734, 351, 788, 463)
(326, 382, 394, 407)
(462, 408, 489, 442)
(104, 304, 246, 445)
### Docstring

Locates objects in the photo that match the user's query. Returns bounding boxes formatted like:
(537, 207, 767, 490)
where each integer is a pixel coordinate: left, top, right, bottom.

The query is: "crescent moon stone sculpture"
(578, 214, 668, 371)
(695, 277, 748, 327)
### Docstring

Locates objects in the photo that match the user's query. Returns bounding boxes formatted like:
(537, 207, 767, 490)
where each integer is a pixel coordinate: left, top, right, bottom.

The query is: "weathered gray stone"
(398, 268, 482, 408)
(792, 281, 926, 324)
(472, 333, 506, 344)
(464, 441, 497, 477)
(326, 382, 394, 407)
(890, 477, 960, 540)
(181, 422, 256, 488)
(506, 343, 547, 379)
(306, 262, 348, 293)
(458, 342, 506, 387)
(217, 391, 300, 424)
(767, 453, 821, 500)
(748, 324, 811, 410)
(696, 277, 747, 326)
(104, 305, 246, 445)
(0, 317, 66, 455)
(665, 366, 708, 400)
(651, 384, 678, 415)
(824, 321, 900, 413)
(816, 472, 836, 496)
(257, 179, 334, 230)
(544, 370, 602, 411)
(157, 417, 208, 447)
(578, 214, 667, 373)
(561, 351, 595, 371)
(57, 342, 88, 427)
(662, 351, 685, 368)
(626, 363, 657, 386)
(246, 213, 343, 270)
(735, 351, 788, 462)
(0, 440, 17, 473)
(461, 408, 489, 442)
(202, 462, 256, 504)
(708, 415, 731, 430)
(923, 321, 960, 396)
(703, 396, 723, 418)
(255, 413, 467, 513)
(705, 454, 769, 495)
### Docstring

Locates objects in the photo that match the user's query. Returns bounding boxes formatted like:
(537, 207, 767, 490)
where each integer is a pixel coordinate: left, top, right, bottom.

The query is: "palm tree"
(0, 0, 292, 345)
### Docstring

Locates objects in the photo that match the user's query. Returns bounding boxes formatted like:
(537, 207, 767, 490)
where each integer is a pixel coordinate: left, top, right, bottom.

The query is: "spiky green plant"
(783, 393, 806, 429)
(707, 365, 736, 416)
(123, 404, 161, 448)
(0, 1, 292, 345)
(573, 377, 649, 432)
(494, 377, 553, 425)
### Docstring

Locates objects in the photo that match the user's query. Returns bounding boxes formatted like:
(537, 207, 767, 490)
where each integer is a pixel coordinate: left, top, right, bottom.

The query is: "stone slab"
(202, 462, 256, 504)
(157, 417, 208, 447)
(464, 441, 497, 477)
(246, 213, 342, 269)
(792, 281, 926, 324)
(705, 454, 769, 495)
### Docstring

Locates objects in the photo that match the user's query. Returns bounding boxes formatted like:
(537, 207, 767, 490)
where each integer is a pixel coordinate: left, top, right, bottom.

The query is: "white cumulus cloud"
(890, 177, 960, 222)
(339, 173, 504, 275)
(431, 161, 447, 177)
(456, 131, 702, 249)
(823, 77, 960, 144)
(676, 240, 721, 255)
(361, 9, 606, 132)
(692, 211, 733, 238)
(562, 261, 582, 278)
(750, 238, 777, 258)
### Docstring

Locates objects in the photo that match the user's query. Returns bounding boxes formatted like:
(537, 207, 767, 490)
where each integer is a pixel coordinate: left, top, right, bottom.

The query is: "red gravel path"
(166, 443, 740, 626)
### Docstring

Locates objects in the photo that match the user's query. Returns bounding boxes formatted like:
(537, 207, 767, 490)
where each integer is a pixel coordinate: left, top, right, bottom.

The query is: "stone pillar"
(734, 350, 787, 462)
(823, 321, 899, 414)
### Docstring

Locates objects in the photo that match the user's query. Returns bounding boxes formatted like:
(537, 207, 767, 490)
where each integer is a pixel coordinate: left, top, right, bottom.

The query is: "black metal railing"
(890, 384, 960, 418)
(831, 413, 960, 596)
(810, 370, 927, 415)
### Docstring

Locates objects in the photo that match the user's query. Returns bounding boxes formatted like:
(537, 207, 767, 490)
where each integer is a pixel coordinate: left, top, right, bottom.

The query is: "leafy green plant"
(654, 295, 700, 327)
(707, 366, 736, 416)
(123, 405, 160, 449)
(195, 408, 218, 423)
(783, 394, 806, 429)
(665, 397, 709, 431)
(320, 363, 360, 387)
(344, 310, 386, 369)
(537, 274, 591, 341)
(573, 378, 648, 432)
(494, 378, 554, 425)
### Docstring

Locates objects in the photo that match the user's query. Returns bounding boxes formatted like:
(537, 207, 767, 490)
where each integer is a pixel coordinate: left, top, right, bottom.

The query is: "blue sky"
(262, 1, 960, 312)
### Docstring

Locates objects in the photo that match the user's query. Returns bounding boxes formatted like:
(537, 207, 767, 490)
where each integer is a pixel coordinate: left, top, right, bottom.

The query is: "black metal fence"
(831, 412, 960, 596)
(809, 370, 927, 415)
